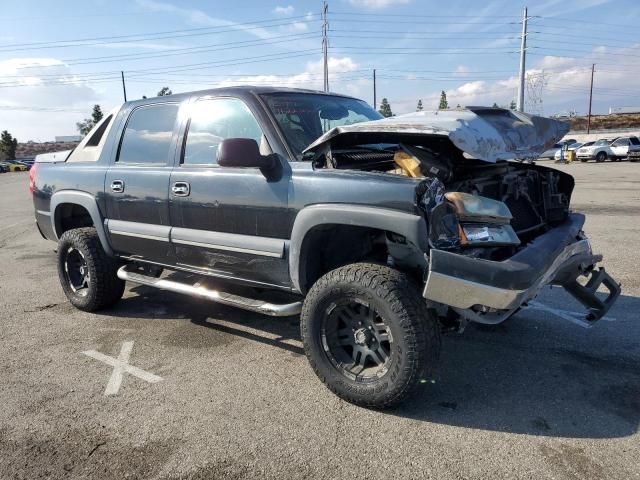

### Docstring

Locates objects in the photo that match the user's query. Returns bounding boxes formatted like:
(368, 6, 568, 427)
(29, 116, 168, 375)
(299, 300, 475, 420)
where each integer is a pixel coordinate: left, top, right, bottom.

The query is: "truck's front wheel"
(301, 263, 440, 408)
(57, 227, 125, 312)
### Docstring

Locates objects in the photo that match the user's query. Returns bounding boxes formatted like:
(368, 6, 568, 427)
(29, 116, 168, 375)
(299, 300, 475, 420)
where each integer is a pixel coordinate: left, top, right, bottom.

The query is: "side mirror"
(217, 138, 275, 170)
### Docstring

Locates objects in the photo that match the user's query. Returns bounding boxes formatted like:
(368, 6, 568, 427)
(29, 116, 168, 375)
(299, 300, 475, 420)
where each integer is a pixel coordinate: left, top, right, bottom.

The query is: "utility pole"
(517, 6, 528, 112)
(322, 1, 329, 92)
(587, 63, 595, 134)
(373, 69, 377, 109)
(121, 71, 127, 102)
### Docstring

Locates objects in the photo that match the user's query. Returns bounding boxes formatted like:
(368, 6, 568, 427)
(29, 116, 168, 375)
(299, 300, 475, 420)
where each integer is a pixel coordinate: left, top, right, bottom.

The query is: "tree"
(378, 98, 393, 118)
(509, 100, 517, 110)
(157, 87, 172, 96)
(76, 104, 104, 136)
(492, 102, 499, 108)
(0, 130, 18, 160)
(416, 99, 423, 111)
(438, 91, 448, 110)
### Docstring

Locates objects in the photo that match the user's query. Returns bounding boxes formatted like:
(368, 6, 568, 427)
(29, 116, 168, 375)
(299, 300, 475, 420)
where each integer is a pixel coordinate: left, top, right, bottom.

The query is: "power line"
(0, 16, 321, 52)
(12, 33, 321, 69)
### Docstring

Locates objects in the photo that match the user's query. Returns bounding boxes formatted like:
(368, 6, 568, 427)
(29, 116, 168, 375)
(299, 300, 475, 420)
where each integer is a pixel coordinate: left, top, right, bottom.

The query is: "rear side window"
(183, 97, 264, 166)
(611, 138, 629, 146)
(630, 137, 640, 145)
(86, 115, 113, 147)
(118, 104, 179, 164)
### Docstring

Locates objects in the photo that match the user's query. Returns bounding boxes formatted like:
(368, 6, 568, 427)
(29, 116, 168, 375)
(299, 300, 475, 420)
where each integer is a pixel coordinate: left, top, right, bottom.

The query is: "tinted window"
(262, 93, 382, 159)
(630, 137, 640, 145)
(118, 104, 179, 164)
(183, 98, 264, 166)
(86, 115, 112, 147)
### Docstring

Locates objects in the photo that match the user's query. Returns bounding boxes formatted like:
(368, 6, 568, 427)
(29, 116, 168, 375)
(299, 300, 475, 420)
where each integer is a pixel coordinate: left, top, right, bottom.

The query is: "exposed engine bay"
(312, 138, 574, 260)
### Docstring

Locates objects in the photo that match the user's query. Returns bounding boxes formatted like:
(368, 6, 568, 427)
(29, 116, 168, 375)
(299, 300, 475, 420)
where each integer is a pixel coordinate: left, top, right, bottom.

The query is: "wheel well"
(298, 225, 390, 294)
(55, 203, 94, 237)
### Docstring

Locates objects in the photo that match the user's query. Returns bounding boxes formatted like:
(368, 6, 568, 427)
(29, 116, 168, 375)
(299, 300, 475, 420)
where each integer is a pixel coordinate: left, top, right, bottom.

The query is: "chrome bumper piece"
(423, 239, 593, 310)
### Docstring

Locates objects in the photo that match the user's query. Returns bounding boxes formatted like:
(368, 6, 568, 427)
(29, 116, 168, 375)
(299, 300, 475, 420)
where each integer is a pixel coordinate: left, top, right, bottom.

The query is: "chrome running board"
(117, 266, 302, 317)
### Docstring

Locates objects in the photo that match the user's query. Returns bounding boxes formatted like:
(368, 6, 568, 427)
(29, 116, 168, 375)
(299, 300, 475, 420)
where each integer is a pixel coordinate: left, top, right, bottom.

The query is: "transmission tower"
(525, 70, 548, 115)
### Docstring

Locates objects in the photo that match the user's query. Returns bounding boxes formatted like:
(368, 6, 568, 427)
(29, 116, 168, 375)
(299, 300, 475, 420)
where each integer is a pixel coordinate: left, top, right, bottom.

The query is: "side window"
(118, 104, 179, 164)
(611, 138, 626, 147)
(86, 114, 113, 147)
(183, 97, 264, 166)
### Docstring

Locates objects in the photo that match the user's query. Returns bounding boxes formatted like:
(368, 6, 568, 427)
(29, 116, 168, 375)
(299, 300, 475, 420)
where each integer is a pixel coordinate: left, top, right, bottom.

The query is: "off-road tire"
(596, 151, 607, 162)
(57, 227, 125, 312)
(301, 263, 440, 408)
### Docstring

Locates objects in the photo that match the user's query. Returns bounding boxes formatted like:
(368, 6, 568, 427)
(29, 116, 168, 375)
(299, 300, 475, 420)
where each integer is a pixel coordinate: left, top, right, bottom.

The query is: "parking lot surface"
(1, 163, 639, 479)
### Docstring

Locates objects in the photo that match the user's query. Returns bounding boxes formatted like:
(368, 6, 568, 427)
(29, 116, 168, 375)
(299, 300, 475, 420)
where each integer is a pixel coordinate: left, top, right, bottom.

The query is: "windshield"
(261, 93, 382, 159)
(594, 140, 609, 146)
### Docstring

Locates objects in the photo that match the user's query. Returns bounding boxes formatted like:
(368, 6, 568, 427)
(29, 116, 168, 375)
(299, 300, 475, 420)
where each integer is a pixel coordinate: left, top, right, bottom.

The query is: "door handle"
(172, 181, 190, 197)
(110, 180, 124, 193)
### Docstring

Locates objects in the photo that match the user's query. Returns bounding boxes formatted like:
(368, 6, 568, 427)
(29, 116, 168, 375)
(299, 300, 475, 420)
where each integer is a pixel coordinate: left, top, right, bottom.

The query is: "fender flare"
(289, 204, 428, 293)
(50, 190, 113, 256)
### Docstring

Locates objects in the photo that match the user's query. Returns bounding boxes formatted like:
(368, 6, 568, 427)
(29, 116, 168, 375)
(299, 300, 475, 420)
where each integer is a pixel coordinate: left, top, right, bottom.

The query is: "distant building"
(608, 107, 640, 115)
(55, 135, 82, 142)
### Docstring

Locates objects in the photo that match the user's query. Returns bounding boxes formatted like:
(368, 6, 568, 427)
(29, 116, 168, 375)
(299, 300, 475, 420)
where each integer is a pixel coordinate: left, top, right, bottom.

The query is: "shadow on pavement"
(103, 285, 640, 439)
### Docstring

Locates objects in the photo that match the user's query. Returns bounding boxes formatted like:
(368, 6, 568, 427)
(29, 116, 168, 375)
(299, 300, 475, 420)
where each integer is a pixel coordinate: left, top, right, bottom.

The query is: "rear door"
(104, 102, 181, 264)
(168, 96, 292, 289)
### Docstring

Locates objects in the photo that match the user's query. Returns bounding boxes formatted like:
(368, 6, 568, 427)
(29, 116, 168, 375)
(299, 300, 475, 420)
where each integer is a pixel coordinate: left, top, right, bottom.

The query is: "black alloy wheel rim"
(64, 247, 90, 296)
(321, 298, 394, 381)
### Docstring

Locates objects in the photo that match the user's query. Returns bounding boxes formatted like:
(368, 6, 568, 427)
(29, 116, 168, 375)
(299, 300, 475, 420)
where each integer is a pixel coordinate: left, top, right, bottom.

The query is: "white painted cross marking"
(82, 341, 162, 395)
(525, 301, 616, 329)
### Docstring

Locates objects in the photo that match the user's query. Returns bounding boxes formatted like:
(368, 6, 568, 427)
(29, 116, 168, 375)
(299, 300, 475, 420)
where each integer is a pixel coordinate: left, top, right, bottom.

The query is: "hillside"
(16, 141, 79, 159)
(568, 113, 640, 132)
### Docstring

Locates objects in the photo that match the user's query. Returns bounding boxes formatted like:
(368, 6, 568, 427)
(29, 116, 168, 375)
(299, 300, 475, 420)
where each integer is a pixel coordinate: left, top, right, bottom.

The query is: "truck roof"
(123, 85, 357, 108)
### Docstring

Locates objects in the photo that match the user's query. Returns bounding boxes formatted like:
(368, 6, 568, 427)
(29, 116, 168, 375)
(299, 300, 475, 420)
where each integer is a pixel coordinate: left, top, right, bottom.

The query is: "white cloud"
(273, 5, 294, 15)
(289, 21, 309, 32)
(348, 0, 411, 9)
(212, 56, 360, 93)
(135, 0, 276, 40)
(454, 65, 469, 77)
(0, 58, 102, 141)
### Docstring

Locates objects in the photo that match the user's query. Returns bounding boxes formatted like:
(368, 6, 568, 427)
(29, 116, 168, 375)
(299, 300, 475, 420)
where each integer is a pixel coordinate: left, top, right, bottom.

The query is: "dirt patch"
(539, 443, 605, 480)
(0, 427, 175, 480)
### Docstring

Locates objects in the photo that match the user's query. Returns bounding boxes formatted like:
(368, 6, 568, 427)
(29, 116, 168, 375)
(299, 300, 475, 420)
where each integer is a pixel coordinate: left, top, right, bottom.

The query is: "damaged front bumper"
(423, 213, 621, 322)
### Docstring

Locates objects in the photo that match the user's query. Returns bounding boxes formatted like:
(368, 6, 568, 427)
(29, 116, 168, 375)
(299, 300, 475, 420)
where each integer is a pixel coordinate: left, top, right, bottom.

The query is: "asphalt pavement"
(0, 163, 639, 479)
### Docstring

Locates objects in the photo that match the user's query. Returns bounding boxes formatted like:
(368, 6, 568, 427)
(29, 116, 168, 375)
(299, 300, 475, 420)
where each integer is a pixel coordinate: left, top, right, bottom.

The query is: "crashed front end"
(304, 107, 621, 326)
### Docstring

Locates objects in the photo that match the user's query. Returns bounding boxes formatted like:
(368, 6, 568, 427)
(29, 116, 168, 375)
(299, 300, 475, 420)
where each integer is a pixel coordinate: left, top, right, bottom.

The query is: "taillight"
(29, 163, 38, 194)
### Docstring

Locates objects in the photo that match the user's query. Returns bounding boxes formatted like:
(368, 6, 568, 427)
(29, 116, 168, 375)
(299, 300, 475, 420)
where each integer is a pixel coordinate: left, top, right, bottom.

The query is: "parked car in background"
(576, 139, 616, 162)
(553, 141, 591, 161)
(539, 139, 577, 159)
(0, 160, 28, 172)
(577, 137, 640, 162)
(628, 140, 640, 162)
(18, 158, 35, 168)
(0, 163, 8, 173)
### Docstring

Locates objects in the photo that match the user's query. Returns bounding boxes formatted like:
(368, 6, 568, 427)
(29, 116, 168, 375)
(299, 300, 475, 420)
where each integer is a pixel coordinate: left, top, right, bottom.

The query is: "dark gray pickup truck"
(31, 86, 620, 407)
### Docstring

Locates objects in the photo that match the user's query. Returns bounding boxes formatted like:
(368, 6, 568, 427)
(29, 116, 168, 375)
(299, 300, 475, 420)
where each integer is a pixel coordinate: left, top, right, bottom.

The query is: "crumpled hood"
(303, 107, 570, 162)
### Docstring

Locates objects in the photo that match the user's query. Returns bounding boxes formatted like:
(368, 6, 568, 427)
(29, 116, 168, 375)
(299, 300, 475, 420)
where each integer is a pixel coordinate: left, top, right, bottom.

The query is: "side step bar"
(117, 266, 302, 317)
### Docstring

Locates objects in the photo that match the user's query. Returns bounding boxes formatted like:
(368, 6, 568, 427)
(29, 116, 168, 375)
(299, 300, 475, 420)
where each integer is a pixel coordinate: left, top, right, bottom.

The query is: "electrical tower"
(525, 71, 548, 116)
(322, 1, 329, 92)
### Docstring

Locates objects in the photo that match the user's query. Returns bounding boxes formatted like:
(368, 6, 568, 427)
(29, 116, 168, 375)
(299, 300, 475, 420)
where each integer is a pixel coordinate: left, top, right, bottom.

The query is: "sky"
(1, 0, 638, 141)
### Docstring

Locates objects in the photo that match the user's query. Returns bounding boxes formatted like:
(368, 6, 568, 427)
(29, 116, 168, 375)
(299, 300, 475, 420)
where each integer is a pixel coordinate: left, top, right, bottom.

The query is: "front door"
(104, 102, 181, 264)
(169, 96, 292, 289)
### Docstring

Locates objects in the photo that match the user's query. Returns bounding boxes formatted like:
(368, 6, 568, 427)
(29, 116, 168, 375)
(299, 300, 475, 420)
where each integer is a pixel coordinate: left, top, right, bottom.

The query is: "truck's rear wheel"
(301, 263, 440, 408)
(57, 227, 125, 312)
